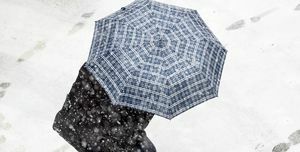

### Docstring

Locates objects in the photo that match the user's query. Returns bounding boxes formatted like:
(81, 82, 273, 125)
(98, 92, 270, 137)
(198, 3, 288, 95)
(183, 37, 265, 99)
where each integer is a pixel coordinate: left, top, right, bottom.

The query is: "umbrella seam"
(168, 72, 207, 99)
(187, 9, 224, 46)
(169, 80, 212, 108)
(168, 92, 218, 119)
(93, 18, 109, 60)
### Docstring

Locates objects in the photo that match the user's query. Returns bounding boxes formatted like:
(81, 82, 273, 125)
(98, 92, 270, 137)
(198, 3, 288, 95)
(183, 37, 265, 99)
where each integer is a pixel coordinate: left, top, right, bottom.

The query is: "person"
(52, 63, 156, 152)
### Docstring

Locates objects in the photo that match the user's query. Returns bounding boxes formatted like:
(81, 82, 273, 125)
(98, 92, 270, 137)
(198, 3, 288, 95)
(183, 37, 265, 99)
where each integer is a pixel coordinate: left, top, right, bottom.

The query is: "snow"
(0, 0, 300, 151)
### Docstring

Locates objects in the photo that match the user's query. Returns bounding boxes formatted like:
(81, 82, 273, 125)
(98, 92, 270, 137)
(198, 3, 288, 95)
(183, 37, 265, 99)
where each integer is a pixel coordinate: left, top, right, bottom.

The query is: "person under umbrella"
(53, 63, 156, 151)
(53, 0, 227, 151)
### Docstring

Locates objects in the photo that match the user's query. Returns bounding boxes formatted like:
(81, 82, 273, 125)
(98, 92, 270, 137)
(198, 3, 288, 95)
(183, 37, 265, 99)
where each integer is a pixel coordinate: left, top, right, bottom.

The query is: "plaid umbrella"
(85, 0, 227, 120)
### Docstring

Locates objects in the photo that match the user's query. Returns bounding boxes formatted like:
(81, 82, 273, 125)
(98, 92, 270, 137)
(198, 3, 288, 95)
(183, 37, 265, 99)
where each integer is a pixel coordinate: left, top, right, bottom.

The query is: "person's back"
(52, 62, 156, 152)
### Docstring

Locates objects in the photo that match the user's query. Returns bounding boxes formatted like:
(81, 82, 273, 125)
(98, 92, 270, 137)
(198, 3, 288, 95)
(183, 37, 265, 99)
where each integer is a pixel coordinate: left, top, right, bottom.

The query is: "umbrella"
(53, 63, 156, 151)
(85, 0, 227, 120)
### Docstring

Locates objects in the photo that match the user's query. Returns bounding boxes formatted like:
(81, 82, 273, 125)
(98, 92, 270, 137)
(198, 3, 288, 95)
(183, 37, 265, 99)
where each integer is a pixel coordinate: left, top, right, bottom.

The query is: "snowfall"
(0, 0, 300, 151)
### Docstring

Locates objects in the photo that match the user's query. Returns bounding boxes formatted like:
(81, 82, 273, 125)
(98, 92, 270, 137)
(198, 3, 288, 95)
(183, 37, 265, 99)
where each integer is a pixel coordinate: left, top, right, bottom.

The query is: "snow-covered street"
(0, 0, 300, 151)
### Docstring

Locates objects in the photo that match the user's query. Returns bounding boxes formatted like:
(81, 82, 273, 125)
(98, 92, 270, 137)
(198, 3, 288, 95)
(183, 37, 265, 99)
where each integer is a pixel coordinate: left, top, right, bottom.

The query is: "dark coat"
(52, 63, 156, 152)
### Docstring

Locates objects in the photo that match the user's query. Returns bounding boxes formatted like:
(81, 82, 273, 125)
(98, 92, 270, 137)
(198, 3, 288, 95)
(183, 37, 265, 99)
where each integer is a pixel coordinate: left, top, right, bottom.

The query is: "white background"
(0, 0, 300, 151)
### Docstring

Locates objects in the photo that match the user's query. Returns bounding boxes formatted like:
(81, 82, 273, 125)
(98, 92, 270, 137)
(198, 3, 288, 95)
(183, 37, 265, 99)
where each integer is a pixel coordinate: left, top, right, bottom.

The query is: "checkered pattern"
(85, 0, 227, 120)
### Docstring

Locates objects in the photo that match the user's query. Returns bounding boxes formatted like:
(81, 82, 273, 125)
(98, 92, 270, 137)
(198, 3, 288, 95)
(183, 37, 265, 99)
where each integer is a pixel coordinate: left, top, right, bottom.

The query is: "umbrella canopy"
(85, 0, 227, 120)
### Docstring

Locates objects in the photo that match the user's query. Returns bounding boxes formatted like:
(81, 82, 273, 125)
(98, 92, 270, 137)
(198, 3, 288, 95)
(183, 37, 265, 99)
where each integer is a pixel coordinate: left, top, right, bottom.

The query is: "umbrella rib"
(161, 52, 182, 71)
(201, 41, 218, 82)
(85, 62, 120, 103)
(116, 23, 126, 49)
(126, 8, 150, 30)
(93, 58, 124, 94)
(117, 48, 144, 75)
(87, 21, 99, 61)
(109, 52, 132, 80)
(187, 10, 224, 46)
(169, 69, 206, 98)
(168, 90, 217, 118)
(166, 60, 197, 79)
(208, 43, 221, 87)
(102, 19, 113, 54)
(130, 12, 153, 33)
(181, 18, 203, 48)
(170, 53, 187, 69)
(139, 41, 166, 61)
(212, 46, 227, 94)
(198, 38, 210, 74)
(93, 20, 105, 60)
(169, 78, 216, 108)
(191, 36, 201, 64)
(112, 43, 140, 80)
(130, 41, 151, 63)
(184, 11, 208, 40)
(194, 53, 220, 97)
(204, 41, 216, 81)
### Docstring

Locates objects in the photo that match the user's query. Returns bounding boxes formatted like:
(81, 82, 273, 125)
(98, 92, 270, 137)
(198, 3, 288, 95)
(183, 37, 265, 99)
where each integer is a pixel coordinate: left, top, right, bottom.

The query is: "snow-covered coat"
(52, 62, 156, 152)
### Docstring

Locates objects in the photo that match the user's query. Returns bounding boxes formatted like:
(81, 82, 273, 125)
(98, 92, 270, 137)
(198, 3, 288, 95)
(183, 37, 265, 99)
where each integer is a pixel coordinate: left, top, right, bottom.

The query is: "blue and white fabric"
(84, 0, 227, 119)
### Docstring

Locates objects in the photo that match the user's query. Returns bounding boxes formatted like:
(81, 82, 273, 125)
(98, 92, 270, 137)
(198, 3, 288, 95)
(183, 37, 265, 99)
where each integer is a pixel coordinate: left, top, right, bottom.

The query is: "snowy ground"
(0, 0, 300, 151)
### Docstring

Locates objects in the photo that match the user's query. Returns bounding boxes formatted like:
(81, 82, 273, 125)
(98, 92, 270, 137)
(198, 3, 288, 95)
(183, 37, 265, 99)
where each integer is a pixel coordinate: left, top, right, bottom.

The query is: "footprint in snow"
(272, 143, 291, 152)
(17, 40, 46, 62)
(0, 82, 10, 89)
(0, 112, 11, 145)
(226, 19, 245, 30)
(0, 82, 11, 99)
(68, 22, 85, 35)
(81, 11, 95, 18)
(288, 130, 300, 145)
(250, 7, 278, 23)
(226, 7, 278, 31)
(272, 129, 300, 152)
(0, 91, 5, 98)
(295, 4, 300, 11)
